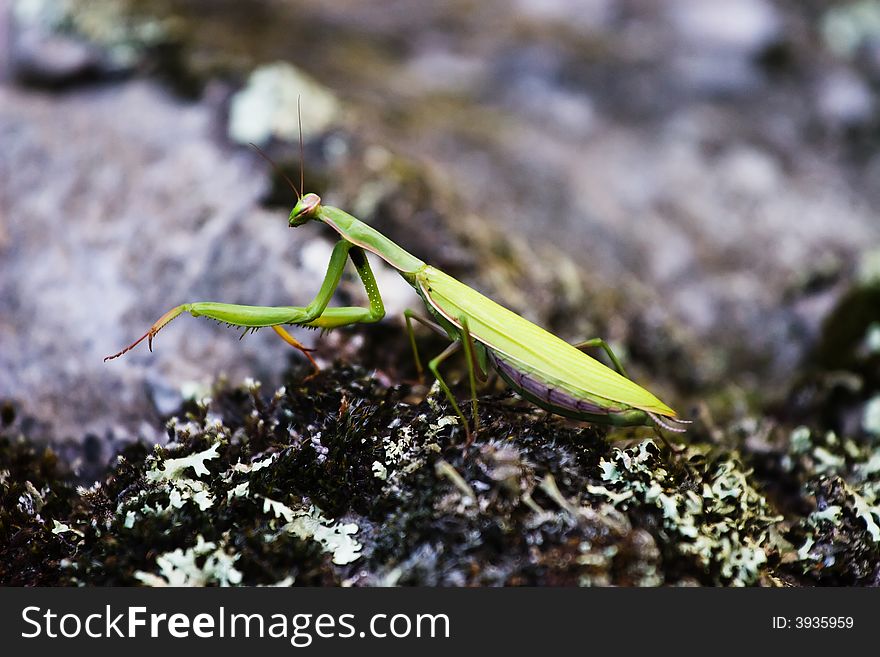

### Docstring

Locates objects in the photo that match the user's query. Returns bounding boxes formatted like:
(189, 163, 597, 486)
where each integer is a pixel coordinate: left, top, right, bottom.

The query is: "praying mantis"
(106, 150, 689, 445)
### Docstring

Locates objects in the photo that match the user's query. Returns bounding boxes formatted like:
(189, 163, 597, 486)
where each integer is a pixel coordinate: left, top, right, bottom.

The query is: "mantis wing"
(418, 266, 677, 417)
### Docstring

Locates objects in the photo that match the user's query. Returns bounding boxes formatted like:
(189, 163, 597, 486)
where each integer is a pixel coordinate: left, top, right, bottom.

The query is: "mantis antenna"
(248, 96, 307, 200)
(248, 143, 301, 200)
(298, 95, 305, 199)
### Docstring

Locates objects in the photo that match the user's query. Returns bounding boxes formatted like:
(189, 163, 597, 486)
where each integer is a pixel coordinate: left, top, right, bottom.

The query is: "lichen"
(784, 425, 880, 583)
(591, 441, 779, 585)
(283, 506, 362, 566)
(135, 535, 243, 587)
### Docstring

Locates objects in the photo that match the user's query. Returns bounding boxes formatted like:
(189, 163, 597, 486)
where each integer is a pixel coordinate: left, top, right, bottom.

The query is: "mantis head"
(289, 193, 321, 227)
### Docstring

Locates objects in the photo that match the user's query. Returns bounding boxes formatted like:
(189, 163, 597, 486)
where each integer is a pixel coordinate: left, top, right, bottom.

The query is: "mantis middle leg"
(427, 341, 473, 444)
(403, 309, 447, 383)
(404, 309, 485, 380)
(420, 314, 484, 444)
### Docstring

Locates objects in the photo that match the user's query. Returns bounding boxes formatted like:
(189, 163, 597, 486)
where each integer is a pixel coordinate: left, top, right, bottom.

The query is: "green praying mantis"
(106, 148, 689, 445)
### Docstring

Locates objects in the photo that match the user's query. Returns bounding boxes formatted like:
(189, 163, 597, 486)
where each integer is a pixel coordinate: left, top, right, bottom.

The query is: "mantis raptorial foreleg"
(573, 338, 628, 377)
(105, 241, 385, 364)
(298, 247, 385, 330)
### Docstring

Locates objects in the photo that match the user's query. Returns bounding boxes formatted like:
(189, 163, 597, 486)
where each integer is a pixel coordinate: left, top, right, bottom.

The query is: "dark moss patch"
(2, 363, 795, 587)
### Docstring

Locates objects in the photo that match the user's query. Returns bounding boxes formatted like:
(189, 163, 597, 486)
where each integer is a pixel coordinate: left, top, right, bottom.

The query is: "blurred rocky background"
(2, 0, 880, 585)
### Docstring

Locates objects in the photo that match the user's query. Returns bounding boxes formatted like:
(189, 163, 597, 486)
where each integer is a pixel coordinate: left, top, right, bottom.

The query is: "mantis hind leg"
(573, 338, 628, 377)
(573, 340, 693, 435)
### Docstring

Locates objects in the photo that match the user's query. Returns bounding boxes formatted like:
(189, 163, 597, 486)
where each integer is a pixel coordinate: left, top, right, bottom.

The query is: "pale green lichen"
(116, 441, 224, 525)
(371, 461, 388, 480)
(809, 505, 843, 525)
(50, 520, 84, 537)
(813, 446, 847, 473)
(373, 418, 442, 496)
(167, 479, 214, 511)
(585, 484, 633, 505)
(797, 535, 816, 561)
(146, 442, 220, 483)
(262, 496, 297, 523)
(791, 428, 865, 476)
(283, 506, 362, 566)
(134, 535, 243, 587)
(382, 425, 415, 464)
(790, 426, 812, 454)
(259, 497, 363, 565)
(229, 453, 278, 475)
(591, 441, 779, 585)
(857, 452, 880, 477)
(792, 422, 880, 575)
(226, 481, 250, 501)
(846, 482, 880, 542)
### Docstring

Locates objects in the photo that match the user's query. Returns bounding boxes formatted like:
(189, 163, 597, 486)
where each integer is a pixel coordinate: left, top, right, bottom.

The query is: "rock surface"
(2, 0, 880, 586)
